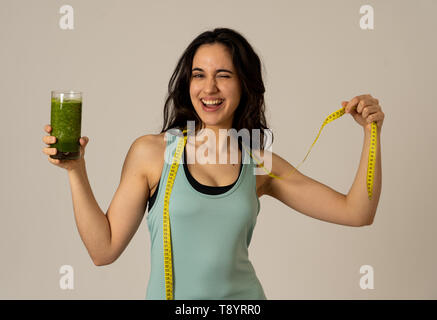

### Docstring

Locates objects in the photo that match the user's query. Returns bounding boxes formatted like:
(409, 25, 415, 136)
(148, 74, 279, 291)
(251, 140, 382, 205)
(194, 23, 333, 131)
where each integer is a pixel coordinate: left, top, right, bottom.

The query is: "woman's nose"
(205, 77, 218, 91)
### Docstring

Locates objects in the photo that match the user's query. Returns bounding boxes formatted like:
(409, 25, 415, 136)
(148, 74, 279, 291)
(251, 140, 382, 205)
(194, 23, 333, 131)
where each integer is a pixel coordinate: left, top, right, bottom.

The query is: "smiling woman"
(142, 28, 274, 300)
(190, 44, 242, 121)
(160, 28, 272, 150)
(42, 26, 383, 302)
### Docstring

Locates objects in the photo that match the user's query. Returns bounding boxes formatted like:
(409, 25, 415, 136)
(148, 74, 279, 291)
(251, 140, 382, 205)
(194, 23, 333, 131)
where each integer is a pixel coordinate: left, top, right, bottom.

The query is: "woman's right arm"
(69, 137, 152, 266)
(43, 125, 154, 266)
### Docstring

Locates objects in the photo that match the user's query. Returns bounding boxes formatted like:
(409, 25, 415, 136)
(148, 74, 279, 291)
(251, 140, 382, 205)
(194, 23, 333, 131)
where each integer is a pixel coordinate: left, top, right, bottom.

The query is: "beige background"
(1, 0, 436, 299)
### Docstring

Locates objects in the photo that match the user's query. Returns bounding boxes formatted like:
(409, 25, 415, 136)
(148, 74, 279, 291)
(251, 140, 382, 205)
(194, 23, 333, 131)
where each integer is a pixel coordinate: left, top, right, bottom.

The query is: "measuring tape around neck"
(162, 106, 377, 299)
(162, 130, 188, 300)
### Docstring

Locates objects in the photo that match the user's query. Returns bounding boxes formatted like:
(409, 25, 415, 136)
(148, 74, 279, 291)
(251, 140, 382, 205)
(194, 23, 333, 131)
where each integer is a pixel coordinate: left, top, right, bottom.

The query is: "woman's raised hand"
(42, 124, 89, 171)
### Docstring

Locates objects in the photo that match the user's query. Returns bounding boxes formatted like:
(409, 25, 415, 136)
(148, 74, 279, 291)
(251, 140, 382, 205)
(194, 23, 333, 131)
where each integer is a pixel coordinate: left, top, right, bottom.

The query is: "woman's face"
(189, 43, 242, 129)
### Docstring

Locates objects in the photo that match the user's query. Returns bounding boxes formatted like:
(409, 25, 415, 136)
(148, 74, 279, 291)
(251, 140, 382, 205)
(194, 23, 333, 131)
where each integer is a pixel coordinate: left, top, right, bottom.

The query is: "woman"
(42, 28, 384, 299)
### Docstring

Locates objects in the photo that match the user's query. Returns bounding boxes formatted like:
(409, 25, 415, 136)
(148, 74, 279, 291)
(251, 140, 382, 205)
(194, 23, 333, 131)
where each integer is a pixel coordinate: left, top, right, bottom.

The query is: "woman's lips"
(201, 100, 224, 112)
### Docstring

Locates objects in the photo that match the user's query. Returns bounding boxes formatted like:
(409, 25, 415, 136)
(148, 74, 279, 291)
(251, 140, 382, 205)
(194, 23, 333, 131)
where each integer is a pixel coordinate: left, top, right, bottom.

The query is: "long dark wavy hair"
(160, 27, 273, 150)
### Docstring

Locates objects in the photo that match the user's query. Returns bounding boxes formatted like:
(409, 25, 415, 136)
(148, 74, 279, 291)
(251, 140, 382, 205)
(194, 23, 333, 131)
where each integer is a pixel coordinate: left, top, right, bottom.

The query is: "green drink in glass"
(50, 91, 82, 160)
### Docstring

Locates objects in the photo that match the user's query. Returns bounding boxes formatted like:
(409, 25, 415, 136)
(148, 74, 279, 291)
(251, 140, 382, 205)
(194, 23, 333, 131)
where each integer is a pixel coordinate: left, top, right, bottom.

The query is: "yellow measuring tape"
(242, 106, 378, 200)
(162, 105, 377, 299)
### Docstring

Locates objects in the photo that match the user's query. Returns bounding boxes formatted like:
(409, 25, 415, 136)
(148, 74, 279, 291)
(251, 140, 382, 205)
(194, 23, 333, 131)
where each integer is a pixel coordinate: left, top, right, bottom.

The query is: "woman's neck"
(185, 125, 240, 165)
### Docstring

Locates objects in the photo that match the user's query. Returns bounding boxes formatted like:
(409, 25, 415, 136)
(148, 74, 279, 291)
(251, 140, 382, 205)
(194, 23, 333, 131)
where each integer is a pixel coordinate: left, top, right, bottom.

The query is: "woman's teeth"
(201, 99, 224, 106)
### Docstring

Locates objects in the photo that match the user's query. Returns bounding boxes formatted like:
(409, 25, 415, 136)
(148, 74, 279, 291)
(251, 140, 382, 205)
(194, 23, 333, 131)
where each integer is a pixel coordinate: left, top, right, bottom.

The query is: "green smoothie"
(50, 97, 82, 160)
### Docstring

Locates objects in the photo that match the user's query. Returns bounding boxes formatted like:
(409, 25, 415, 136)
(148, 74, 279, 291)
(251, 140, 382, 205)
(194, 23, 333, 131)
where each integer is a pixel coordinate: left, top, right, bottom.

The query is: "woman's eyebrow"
(192, 67, 233, 74)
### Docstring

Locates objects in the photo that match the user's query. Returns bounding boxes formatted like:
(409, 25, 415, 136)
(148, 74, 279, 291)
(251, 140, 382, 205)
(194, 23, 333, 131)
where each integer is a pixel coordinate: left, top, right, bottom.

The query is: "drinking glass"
(50, 91, 82, 160)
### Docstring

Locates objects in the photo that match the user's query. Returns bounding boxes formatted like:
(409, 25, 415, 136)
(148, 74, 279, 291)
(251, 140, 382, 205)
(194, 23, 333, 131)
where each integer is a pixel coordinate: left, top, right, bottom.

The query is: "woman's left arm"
(263, 94, 384, 227)
(342, 94, 385, 225)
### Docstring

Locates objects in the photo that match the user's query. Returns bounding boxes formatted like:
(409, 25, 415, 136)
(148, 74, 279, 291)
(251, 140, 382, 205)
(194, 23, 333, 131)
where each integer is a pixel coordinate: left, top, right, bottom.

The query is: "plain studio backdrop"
(1, 0, 436, 299)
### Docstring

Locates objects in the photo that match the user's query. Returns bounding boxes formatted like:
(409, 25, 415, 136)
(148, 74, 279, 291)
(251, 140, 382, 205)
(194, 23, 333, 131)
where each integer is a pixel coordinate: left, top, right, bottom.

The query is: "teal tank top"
(145, 131, 266, 300)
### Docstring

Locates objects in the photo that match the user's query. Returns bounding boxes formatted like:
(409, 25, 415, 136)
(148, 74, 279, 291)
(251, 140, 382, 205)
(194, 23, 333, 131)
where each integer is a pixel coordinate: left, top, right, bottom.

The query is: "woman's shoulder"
(135, 132, 167, 149)
(135, 129, 183, 146)
(130, 132, 168, 186)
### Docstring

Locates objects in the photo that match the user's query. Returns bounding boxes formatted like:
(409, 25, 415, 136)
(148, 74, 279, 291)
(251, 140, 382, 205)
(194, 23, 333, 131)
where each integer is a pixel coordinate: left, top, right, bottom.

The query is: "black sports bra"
(147, 140, 243, 212)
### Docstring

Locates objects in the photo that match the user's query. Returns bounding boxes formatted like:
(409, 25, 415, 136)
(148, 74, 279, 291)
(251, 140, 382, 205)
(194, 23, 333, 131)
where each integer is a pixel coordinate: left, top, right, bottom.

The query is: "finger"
(358, 95, 379, 106)
(363, 94, 379, 105)
(367, 113, 377, 123)
(358, 93, 373, 101)
(357, 100, 377, 114)
(48, 156, 61, 165)
(44, 124, 52, 133)
(42, 147, 57, 155)
(43, 135, 56, 145)
(362, 105, 379, 118)
(346, 97, 360, 113)
(367, 111, 384, 123)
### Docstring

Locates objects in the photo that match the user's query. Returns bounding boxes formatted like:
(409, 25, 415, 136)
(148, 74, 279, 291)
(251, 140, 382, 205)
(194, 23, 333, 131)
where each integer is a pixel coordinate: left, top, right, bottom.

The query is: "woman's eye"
(192, 74, 230, 78)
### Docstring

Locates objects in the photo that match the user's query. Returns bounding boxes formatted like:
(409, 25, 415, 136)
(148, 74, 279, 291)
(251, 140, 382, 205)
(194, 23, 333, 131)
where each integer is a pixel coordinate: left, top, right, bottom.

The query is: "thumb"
(80, 136, 88, 145)
(342, 101, 352, 113)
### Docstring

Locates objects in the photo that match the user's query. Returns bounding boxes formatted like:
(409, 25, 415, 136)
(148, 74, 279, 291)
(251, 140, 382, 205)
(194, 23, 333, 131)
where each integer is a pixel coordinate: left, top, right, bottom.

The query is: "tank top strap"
(163, 129, 183, 166)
